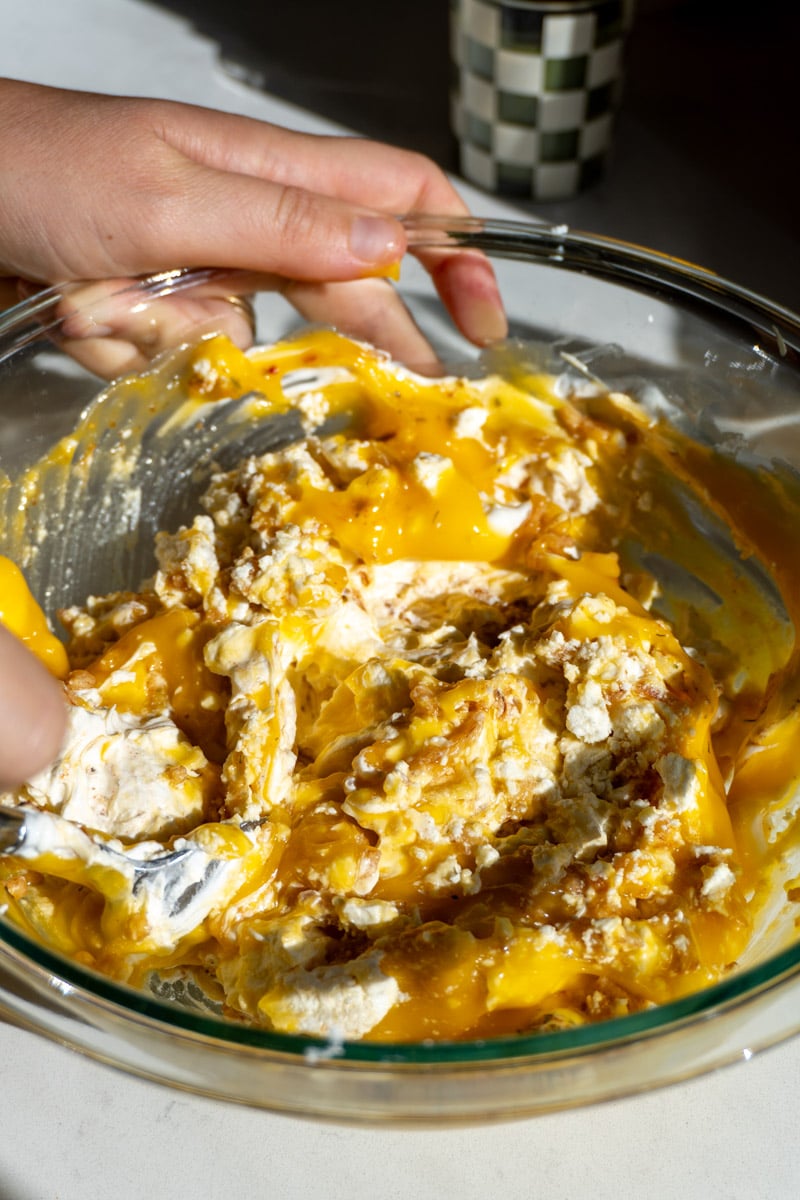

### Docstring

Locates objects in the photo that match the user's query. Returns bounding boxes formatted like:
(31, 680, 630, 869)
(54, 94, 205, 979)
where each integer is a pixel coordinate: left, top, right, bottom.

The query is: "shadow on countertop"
(144, 0, 798, 310)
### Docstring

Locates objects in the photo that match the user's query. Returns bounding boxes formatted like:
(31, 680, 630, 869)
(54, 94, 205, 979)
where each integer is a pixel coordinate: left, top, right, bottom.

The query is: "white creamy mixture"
(0, 331, 772, 1042)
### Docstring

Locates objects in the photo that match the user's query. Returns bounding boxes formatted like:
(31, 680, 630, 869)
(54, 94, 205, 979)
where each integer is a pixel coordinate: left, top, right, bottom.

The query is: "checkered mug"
(451, 0, 635, 200)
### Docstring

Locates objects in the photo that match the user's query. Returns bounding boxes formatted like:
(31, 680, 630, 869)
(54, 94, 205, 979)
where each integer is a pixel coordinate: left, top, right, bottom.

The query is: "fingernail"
(350, 215, 404, 265)
(462, 294, 508, 345)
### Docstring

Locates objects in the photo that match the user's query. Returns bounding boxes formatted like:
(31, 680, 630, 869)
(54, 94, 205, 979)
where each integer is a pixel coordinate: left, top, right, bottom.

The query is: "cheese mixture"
(2, 329, 800, 1042)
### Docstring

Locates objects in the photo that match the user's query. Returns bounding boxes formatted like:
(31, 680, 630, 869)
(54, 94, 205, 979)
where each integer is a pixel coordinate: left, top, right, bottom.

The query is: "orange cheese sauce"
(85, 609, 228, 761)
(2, 330, 800, 1043)
(0, 556, 68, 677)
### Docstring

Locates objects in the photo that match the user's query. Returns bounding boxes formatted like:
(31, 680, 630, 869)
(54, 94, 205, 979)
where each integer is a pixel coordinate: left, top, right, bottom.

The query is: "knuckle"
(271, 184, 320, 245)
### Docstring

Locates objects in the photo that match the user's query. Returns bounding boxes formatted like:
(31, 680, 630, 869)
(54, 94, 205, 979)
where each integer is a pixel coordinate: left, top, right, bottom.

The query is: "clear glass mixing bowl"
(1, 219, 800, 1123)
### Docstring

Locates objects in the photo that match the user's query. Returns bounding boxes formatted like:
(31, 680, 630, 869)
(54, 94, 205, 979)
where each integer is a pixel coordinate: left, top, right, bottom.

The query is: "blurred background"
(145, 0, 799, 311)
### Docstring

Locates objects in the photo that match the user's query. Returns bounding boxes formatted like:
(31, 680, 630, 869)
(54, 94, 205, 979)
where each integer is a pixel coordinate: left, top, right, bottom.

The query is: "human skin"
(0, 78, 507, 784)
(0, 79, 506, 359)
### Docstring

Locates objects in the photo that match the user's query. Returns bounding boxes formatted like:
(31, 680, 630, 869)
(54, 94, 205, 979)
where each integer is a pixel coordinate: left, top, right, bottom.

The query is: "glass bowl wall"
(1, 221, 800, 1122)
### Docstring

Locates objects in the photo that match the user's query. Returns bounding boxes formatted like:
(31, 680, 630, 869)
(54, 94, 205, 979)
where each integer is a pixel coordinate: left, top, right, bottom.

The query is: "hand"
(0, 79, 507, 365)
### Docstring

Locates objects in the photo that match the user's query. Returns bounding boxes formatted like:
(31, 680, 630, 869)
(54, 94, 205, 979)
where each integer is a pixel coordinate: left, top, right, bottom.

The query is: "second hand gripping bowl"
(1, 218, 800, 1122)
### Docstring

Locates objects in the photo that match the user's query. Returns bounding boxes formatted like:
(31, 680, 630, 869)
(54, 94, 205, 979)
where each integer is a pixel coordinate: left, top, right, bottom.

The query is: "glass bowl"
(2, 219, 800, 1123)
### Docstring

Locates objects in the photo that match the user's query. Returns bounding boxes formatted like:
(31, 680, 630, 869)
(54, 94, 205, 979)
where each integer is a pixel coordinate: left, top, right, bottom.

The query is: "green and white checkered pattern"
(451, 0, 635, 200)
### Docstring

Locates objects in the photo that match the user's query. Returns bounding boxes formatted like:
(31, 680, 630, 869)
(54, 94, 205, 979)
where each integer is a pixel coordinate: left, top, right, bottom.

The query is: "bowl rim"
(2, 215, 799, 359)
(403, 215, 800, 359)
(2, 910, 800, 1065)
(2, 215, 800, 1068)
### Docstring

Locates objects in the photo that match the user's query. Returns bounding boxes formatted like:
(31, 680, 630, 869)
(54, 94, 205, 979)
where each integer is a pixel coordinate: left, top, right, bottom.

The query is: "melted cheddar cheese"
(0, 556, 68, 677)
(2, 330, 799, 1042)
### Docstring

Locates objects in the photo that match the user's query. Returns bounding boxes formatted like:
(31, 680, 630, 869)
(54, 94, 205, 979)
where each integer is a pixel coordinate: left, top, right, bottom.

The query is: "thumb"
(136, 161, 407, 282)
(0, 625, 67, 787)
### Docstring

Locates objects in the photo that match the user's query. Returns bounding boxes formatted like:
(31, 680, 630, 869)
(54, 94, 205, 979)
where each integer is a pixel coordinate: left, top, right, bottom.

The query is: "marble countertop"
(1, 3, 799, 1196)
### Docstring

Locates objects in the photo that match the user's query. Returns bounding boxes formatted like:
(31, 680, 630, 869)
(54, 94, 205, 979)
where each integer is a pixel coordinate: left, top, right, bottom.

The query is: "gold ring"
(224, 293, 256, 334)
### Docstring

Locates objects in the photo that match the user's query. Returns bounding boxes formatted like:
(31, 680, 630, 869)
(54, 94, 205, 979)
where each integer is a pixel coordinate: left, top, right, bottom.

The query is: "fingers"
(283, 278, 436, 367)
(53, 279, 258, 378)
(1, 81, 506, 354)
(129, 159, 407, 282)
(157, 106, 506, 343)
(160, 109, 460, 220)
(428, 250, 509, 346)
(0, 625, 66, 787)
(52, 275, 436, 379)
(1, 83, 407, 284)
(131, 153, 505, 346)
(46, 260, 501, 382)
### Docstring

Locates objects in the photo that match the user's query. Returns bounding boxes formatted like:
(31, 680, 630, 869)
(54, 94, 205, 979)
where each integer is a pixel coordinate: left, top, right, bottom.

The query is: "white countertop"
(2, 1015, 800, 1200)
(1, 3, 799, 1196)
